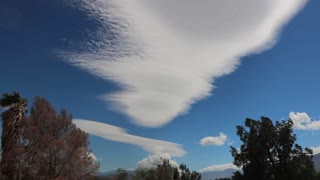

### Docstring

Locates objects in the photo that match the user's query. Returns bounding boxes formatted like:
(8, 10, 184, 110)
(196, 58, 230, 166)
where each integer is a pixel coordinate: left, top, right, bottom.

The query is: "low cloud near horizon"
(199, 163, 240, 173)
(136, 153, 178, 170)
(74, 119, 186, 157)
(62, 0, 307, 127)
(310, 145, 320, 154)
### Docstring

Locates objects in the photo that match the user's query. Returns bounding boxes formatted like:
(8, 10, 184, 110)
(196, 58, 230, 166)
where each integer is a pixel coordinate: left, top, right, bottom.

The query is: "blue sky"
(1, 0, 320, 173)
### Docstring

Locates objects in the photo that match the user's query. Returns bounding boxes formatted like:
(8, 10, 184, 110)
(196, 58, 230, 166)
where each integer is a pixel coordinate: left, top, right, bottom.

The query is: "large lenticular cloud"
(63, 0, 307, 127)
(74, 119, 186, 157)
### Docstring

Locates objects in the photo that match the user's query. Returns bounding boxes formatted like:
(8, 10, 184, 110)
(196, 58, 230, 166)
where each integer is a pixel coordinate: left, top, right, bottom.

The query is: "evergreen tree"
(132, 159, 201, 180)
(231, 117, 316, 180)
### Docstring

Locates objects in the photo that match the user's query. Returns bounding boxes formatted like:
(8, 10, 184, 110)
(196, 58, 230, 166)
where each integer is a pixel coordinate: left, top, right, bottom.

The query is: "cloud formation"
(87, 152, 97, 161)
(200, 132, 227, 146)
(74, 119, 186, 157)
(199, 163, 240, 173)
(289, 112, 320, 130)
(136, 153, 178, 169)
(310, 145, 320, 154)
(62, 0, 307, 127)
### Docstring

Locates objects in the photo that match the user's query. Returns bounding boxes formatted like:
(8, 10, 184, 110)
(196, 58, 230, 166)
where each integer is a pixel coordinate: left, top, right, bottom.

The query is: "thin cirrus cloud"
(200, 132, 227, 146)
(73, 119, 186, 157)
(289, 112, 320, 130)
(61, 0, 307, 127)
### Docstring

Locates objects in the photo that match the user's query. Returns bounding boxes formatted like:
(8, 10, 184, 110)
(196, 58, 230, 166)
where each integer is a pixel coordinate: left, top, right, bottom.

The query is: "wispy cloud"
(200, 132, 227, 146)
(74, 119, 186, 157)
(199, 163, 240, 173)
(136, 153, 178, 169)
(62, 0, 307, 127)
(289, 112, 320, 130)
(310, 145, 320, 154)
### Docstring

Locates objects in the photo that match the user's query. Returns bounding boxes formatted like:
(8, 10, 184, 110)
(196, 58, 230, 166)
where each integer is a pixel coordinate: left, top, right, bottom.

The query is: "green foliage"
(0, 91, 27, 108)
(131, 159, 201, 180)
(231, 117, 316, 180)
(315, 172, 320, 179)
(179, 163, 201, 180)
(116, 168, 129, 180)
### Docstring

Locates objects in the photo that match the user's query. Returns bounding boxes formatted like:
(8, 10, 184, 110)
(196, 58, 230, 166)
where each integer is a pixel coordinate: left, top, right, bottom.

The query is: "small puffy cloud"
(136, 153, 178, 169)
(199, 163, 240, 173)
(310, 145, 320, 154)
(61, 0, 307, 127)
(74, 119, 186, 157)
(200, 132, 227, 146)
(87, 152, 97, 161)
(289, 112, 320, 130)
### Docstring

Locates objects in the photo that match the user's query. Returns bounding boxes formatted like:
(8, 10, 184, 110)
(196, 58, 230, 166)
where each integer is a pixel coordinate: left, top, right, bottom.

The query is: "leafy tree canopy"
(130, 159, 201, 180)
(0, 93, 99, 179)
(0, 91, 27, 108)
(230, 117, 316, 180)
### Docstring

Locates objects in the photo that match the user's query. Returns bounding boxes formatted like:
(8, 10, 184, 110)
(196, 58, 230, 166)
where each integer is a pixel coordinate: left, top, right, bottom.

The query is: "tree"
(230, 117, 316, 180)
(0, 91, 27, 179)
(116, 168, 129, 180)
(315, 172, 320, 179)
(173, 167, 180, 180)
(180, 164, 190, 180)
(133, 159, 173, 180)
(132, 159, 201, 180)
(0, 94, 99, 179)
(21, 97, 99, 179)
(133, 168, 158, 180)
(179, 163, 201, 180)
(156, 159, 174, 180)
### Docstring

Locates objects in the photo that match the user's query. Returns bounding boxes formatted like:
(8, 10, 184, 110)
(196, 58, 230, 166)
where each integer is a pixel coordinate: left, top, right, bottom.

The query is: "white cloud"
(74, 119, 186, 157)
(310, 145, 320, 154)
(62, 1, 307, 127)
(289, 112, 320, 130)
(127, 168, 136, 171)
(200, 132, 227, 146)
(87, 152, 97, 161)
(136, 153, 179, 170)
(199, 163, 240, 173)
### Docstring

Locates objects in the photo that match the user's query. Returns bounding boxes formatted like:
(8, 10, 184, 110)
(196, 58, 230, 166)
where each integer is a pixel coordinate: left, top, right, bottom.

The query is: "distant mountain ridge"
(201, 154, 320, 180)
(98, 155, 320, 180)
(201, 168, 237, 180)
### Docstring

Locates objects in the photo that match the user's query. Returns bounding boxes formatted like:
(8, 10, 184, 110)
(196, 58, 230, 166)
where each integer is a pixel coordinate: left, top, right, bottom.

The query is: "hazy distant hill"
(98, 168, 237, 180)
(201, 168, 237, 180)
(97, 170, 135, 180)
(313, 153, 320, 172)
(98, 156, 320, 180)
(201, 155, 320, 180)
